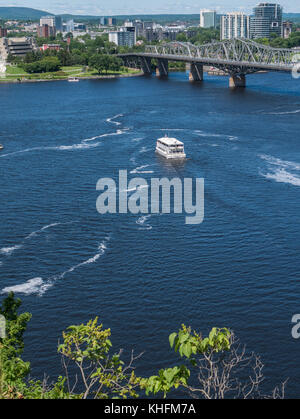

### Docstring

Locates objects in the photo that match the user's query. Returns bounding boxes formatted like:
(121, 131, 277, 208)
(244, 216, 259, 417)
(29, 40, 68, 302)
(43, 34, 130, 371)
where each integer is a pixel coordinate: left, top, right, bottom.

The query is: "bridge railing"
(144, 39, 298, 68)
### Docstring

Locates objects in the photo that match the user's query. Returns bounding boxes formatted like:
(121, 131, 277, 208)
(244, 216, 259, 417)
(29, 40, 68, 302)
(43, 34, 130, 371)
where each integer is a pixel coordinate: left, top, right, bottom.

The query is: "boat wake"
(139, 146, 151, 154)
(2, 277, 53, 296)
(0, 222, 70, 259)
(106, 114, 124, 126)
(130, 165, 154, 174)
(1, 236, 111, 296)
(0, 128, 130, 158)
(259, 154, 300, 186)
(194, 130, 238, 141)
(136, 215, 153, 230)
(131, 137, 144, 143)
(0, 245, 23, 256)
(261, 109, 300, 115)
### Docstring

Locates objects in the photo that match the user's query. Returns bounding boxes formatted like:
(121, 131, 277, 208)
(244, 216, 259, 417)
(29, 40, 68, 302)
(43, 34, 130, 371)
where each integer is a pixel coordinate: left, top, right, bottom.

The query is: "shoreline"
(0, 70, 144, 84)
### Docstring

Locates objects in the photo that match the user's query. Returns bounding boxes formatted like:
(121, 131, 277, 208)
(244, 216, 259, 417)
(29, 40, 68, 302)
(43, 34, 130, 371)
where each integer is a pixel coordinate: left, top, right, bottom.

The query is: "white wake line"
(130, 165, 154, 174)
(260, 168, 300, 187)
(136, 215, 153, 230)
(262, 109, 300, 115)
(0, 221, 72, 258)
(1, 236, 111, 297)
(0, 129, 130, 158)
(259, 154, 300, 171)
(106, 114, 124, 126)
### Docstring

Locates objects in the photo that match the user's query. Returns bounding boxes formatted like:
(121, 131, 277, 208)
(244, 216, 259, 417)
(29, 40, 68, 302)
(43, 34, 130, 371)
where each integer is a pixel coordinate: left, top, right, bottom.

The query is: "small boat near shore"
(0, 144, 3, 151)
(68, 77, 79, 82)
(156, 135, 186, 159)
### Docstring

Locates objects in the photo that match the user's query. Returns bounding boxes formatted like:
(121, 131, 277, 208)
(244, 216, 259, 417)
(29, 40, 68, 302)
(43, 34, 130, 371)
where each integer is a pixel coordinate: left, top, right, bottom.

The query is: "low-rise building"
(1, 37, 35, 58)
(283, 21, 293, 38)
(40, 43, 62, 51)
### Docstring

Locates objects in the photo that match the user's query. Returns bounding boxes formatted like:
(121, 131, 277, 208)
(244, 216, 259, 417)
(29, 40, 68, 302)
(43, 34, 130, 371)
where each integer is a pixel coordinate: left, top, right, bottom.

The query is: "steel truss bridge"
(119, 38, 300, 87)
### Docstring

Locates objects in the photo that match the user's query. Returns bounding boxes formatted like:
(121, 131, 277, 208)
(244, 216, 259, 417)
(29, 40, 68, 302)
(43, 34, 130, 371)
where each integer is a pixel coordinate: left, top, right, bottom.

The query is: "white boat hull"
(156, 148, 186, 159)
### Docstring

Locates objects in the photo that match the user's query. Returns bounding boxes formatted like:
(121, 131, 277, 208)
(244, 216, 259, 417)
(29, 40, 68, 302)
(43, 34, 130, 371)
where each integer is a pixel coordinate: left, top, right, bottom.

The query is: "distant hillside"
(0, 7, 299, 23)
(0, 7, 53, 20)
(284, 13, 300, 23)
(59, 13, 201, 23)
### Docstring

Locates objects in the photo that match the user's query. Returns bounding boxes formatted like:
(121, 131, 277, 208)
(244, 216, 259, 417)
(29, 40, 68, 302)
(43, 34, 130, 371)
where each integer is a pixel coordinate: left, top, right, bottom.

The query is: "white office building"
(200, 10, 217, 28)
(221, 12, 251, 40)
(40, 16, 56, 27)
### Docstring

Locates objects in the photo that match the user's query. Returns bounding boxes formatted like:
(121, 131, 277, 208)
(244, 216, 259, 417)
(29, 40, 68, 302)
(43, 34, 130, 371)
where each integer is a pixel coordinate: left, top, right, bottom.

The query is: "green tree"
(0, 294, 142, 399)
(23, 57, 61, 74)
(58, 318, 142, 398)
(89, 54, 111, 74)
(141, 325, 286, 399)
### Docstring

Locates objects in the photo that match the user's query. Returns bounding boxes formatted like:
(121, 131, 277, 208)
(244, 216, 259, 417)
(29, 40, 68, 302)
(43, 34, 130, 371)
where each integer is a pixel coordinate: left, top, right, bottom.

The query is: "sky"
(0, 0, 299, 15)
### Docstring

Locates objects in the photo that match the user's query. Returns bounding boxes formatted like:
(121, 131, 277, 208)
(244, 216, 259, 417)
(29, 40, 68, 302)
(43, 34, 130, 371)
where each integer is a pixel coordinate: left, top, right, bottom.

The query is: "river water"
(0, 71, 300, 397)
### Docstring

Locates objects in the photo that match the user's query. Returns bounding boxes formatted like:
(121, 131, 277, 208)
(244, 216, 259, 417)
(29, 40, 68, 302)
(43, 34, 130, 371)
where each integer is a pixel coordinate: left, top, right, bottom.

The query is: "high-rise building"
(65, 20, 75, 33)
(132, 20, 144, 37)
(109, 27, 136, 47)
(37, 24, 56, 38)
(221, 12, 251, 40)
(100, 17, 108, 25)
(100, 17, 116, 26)
(250, 3, 283, 39)
(108, 17, 117, 26)
(200, 10, 216, 28)
(55, 16, 63, 32)
(0, 26, 8, 37)
(40, 16, 56, 27)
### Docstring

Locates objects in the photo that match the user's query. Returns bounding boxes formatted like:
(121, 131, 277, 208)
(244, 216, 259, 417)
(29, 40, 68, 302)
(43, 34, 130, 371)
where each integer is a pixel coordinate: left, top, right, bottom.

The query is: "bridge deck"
(119, 52, 293, 73)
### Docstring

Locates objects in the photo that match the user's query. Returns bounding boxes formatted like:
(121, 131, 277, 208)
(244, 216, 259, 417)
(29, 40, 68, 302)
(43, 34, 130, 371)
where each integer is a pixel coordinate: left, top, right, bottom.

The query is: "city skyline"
(0, 0, 300, 16)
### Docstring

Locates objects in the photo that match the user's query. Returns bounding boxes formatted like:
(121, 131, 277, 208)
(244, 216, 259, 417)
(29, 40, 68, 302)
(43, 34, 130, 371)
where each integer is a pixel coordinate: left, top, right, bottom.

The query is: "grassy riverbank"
(0, 65, 142, 83)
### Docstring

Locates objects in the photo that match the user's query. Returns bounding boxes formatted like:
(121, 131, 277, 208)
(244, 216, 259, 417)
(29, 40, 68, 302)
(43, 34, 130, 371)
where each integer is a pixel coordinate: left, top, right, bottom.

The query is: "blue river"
(0, 71, 300, 397)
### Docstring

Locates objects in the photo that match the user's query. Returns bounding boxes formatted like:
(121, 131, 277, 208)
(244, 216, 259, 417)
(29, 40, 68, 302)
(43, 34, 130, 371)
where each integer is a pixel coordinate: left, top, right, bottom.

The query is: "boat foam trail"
(1, 236, 111, 296)
(259, 154, 300, 186)
(106, 114, 124, 126)
(130, 165, 154, 174)
(0, 222, 71, 259)
(0, 128, 130, 158)
(261, 168, 300, 187)
(1, 278, 52, 297)
(259, 154, 300, 171)
(262, 109, 300, 115)
(136, 215, 153, 230)
(194, 130, 238, 141)
(0, 245, 23, 256)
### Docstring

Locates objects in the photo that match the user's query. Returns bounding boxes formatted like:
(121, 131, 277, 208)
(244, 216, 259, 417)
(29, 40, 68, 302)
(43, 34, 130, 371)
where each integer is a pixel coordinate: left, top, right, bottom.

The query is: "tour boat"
(68, 77, 79, 82)
(156, 135, 186, 159)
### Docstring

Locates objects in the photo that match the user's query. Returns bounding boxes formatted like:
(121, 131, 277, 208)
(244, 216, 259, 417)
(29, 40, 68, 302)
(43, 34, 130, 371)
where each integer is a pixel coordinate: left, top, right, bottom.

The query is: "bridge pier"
(140, 57, 152, 75)
(229, 74, 246, 88)
(189, 63, 203, 82)
(156, 59, 168, 77)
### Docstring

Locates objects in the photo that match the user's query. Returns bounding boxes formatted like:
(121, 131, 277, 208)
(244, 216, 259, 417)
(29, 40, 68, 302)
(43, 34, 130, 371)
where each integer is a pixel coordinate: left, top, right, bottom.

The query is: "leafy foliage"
(0, 294, 285, 399)
(22, 57, 61, 73)
(88, 54, 123, 74)
(141, 325, 231, 397)
(57, 317, 142, 399)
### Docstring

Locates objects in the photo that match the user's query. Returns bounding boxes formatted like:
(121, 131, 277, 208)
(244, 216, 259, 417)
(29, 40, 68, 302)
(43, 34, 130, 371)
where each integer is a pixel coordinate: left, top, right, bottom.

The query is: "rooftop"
(158, 136, 184, 146)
